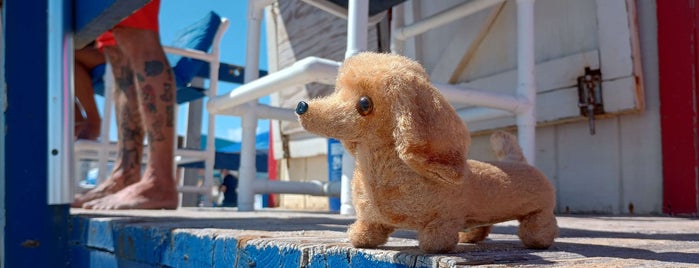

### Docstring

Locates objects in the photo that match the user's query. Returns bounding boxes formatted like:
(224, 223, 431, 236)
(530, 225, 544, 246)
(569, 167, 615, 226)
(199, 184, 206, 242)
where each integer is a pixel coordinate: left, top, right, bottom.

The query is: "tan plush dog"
(295, 52, 558, 253)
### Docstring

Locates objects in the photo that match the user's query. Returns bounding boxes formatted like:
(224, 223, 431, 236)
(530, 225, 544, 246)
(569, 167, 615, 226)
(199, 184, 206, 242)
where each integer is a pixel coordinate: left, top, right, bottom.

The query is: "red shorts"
(96, 0, 160, 50)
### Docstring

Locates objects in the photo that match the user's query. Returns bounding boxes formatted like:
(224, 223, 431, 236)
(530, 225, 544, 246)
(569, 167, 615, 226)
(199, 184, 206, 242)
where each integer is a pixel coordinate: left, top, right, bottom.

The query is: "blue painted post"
(327, 139, 343, 212)
(3, 0, 71, 266)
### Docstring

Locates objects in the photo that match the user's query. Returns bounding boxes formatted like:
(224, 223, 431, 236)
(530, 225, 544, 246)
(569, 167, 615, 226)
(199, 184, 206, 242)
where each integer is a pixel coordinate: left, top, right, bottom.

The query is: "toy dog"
(296, 52, 558, 253)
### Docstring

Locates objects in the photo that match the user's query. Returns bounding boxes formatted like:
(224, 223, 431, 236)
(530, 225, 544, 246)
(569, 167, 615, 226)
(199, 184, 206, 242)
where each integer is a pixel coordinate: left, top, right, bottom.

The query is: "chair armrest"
(163, 46, 217, 62)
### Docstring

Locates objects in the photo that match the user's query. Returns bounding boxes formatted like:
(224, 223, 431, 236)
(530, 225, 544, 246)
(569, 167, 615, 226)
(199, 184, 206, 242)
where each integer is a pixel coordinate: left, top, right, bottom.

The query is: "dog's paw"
(347, 221, 394, 248)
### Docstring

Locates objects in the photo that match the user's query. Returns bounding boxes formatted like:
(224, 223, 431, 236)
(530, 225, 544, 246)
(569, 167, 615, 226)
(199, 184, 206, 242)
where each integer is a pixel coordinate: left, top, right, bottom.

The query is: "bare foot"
(72, 169, 139, 208)
(82, 173, 178, 210)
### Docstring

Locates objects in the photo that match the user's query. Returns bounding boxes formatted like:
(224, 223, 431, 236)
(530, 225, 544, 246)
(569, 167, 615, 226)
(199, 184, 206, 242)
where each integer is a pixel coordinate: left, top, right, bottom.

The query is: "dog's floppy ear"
(392, 81, 470, 185)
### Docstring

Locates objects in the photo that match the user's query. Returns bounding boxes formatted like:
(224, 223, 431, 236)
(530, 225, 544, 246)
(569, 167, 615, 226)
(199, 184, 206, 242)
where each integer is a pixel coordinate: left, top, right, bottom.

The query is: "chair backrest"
(91, 11, 223, 102)
(166, 11, 222, 87)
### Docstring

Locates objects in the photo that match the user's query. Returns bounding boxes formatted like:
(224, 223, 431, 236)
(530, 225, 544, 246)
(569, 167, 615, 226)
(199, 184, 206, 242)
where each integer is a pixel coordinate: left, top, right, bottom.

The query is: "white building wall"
(468, 0, 662, 214)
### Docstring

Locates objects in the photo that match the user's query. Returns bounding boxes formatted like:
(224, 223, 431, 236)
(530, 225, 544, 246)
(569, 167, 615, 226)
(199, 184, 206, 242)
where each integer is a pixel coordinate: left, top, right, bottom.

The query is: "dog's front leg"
(347, 220, 394, 248)
(418, 219, 461, 253)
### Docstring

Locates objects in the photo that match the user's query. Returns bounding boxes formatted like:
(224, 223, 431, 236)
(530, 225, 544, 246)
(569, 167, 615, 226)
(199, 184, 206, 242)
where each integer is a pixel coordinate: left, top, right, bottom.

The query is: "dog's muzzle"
(296, 101, 308, 115)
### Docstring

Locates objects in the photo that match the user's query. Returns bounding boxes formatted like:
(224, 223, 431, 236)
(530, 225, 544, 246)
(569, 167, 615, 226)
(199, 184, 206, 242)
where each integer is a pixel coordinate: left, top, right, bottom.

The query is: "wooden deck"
(70, 209, 699, 267)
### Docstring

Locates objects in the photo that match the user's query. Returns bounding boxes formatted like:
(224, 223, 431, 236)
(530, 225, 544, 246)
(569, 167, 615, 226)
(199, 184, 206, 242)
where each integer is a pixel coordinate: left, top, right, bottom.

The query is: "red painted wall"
(657, 0, 699, 215)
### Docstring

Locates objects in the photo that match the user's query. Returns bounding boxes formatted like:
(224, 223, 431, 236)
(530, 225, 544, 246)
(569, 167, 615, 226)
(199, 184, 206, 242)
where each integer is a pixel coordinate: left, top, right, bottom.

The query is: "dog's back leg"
(458, 225, 492, 243)
(517, 210, 558, 249)
(490, 131, 527, 163)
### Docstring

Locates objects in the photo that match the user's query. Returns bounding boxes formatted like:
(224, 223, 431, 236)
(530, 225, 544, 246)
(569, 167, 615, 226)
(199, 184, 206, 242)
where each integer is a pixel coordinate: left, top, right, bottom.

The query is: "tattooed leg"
(74, 46, 144, 208)
(84, 26, 178, 210)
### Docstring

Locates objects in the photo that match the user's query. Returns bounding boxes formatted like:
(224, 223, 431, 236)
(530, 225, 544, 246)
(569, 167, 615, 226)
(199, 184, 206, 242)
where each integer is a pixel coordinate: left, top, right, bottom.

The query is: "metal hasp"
(577, 67, 604, 135)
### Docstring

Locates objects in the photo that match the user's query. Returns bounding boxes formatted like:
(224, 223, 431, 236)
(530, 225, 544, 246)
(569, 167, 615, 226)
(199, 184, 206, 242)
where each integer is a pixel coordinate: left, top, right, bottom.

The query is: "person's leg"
(72, 46, 144, 207)
(83, 26, 178, 209)
(74, 47, 106, 140)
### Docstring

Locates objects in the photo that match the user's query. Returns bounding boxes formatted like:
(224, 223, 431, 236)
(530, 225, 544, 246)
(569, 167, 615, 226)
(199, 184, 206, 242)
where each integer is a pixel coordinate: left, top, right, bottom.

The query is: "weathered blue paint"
(279, 244, 303, 267)
(71, 244, 156, 268)
(71, 216, 119, 252)
(71, 215, 420, 267)
(213, 235, 239, 268)
(350, 251, 412, 268)
(309, 248, 350, 268)
(162, 231, 216, 267)
(112, 224, 172, 264)
(242, 243, 287, 267)
(3, 0, 70, 266)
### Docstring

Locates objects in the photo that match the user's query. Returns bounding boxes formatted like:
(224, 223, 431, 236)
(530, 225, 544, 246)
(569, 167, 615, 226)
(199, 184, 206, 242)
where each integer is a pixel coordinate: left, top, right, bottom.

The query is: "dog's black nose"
(296, 101, 309, 115)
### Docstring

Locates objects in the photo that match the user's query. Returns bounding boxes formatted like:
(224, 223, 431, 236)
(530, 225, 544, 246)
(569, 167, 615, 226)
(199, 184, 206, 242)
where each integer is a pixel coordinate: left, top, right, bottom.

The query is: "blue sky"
(100, 0, 270, 143)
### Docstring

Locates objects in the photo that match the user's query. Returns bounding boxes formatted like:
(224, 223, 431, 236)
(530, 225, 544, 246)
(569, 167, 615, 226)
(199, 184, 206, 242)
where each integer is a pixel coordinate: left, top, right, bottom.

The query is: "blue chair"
(74, 11, 230, 200)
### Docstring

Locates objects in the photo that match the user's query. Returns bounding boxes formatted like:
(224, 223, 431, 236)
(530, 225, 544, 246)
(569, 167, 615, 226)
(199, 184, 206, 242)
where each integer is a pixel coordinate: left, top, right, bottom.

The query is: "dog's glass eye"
(356, 96, 373, 116)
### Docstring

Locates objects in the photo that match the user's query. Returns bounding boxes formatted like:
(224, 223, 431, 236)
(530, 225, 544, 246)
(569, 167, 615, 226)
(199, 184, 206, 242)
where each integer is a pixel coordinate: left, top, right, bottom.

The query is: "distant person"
(219, 169, 238, 207)
(72, 0, 178, 209)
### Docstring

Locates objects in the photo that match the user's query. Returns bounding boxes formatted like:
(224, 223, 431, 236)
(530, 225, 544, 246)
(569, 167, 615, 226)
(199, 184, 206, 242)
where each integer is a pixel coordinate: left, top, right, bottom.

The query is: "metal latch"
(577, 67, 604, 135)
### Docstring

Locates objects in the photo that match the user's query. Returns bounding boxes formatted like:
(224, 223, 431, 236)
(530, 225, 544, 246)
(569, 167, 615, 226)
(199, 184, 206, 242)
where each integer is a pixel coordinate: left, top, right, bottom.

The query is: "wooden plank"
(533, 126, 559, 208)
(626, 0, 646, 111)
(405, 0, 424, 61)
(162, 230, 216, 267)
(72, 217, 116, 252)
(455, 50, 600, 100)
(619, 111, 663, 214)
(428, 2, 506, 83)
(466, 77, 639, 132)
(113, 225, 171, 264)
(596, 0, 633, 81)
(614, 0, 663, 215)
(596, 0, 645, 111)
(602, 77, 638, 113)
(454, 50, 600, 129)
(242, 240, 303, 267)
(448, 3, 506, 84)
(212, 234, 239, 268)
(451, 0, 599, 84)
(556, 119, 621, 214)
(449, 50, 641, 132)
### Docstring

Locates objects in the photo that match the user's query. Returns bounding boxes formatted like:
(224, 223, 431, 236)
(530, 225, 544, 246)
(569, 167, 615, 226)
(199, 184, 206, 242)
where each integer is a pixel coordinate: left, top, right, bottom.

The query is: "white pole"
(515, 0, 537, 164)
(97, 64, 114, 184)
(457, 107, 514, 122)
(392, 0, 505, 41)
(237, 0, 266, 211)
(390, 4, 405, 54)
(224, 104, 297, 122)
(207, 57, 340, 114)
(340, 150, 355, 215)
(238, 109, 258, 211)
(345, 0, 369, 58)
(339, 0, 368, 215)
(435, 83, 530, 113)
(253, 180, 341, 196)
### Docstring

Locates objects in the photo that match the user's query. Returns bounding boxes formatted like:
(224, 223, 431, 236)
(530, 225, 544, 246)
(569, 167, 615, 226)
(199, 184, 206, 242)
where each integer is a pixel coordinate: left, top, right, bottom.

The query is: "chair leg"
(96, 63, 115, 185)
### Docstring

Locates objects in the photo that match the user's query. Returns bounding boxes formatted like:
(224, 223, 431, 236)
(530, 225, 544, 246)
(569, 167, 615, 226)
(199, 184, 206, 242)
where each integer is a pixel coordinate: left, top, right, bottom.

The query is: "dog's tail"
(490, 131, 528, 163)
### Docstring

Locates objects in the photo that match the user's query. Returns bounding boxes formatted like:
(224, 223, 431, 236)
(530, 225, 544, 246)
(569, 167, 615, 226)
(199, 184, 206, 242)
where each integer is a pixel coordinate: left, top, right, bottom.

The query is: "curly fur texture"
(296, 52, 558, 253)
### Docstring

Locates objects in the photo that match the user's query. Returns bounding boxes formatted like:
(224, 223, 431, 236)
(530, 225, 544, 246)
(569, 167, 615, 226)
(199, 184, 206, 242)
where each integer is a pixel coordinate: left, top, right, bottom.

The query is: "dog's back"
(490, 131, 527, 163)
